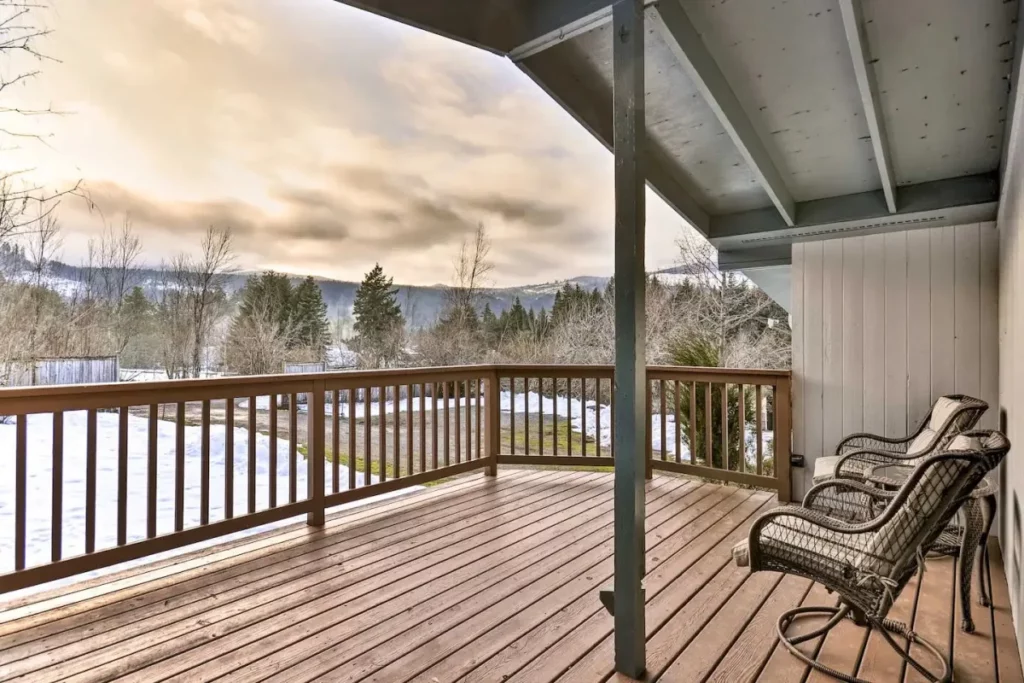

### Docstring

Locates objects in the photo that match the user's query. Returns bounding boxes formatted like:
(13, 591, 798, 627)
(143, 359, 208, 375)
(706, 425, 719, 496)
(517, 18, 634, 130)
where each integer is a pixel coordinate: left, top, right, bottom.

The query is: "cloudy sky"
(7, 0, 694, 287)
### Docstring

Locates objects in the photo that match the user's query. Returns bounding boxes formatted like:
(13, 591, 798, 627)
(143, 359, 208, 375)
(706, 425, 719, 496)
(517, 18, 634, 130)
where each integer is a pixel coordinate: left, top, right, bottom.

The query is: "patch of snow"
(0, 410, 413, 597)
(326, 344, 358, 368)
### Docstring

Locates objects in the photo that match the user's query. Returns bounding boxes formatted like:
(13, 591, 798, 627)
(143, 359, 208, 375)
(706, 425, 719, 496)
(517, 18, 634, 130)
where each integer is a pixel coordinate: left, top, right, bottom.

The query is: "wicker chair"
(812, 395, 987, 485)
(733, 431, 1009, 683)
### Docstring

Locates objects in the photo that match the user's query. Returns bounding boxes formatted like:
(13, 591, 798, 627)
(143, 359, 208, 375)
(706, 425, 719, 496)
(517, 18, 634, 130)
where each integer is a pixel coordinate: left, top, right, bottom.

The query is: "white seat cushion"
(929, 396, 963, 431)
(813, 455, 842, 484)
(907, 427, 937, 456)
(947, 434, 982, 452)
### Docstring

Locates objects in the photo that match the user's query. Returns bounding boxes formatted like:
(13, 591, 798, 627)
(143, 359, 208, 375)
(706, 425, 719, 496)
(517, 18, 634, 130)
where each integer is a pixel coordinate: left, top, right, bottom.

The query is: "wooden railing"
(0, 364, 789, 593)
(493, 364, 791, 499)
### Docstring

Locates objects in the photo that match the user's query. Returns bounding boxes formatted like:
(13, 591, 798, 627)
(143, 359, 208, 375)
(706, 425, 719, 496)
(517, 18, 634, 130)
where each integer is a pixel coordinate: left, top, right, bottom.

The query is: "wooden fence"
(0, 364, 789, 593)
(4, 356, 119, 387)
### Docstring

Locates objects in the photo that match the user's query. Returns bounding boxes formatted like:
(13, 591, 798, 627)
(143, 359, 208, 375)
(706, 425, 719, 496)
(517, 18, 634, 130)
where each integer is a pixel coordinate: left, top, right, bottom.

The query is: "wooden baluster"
(147, 406, 157, 538)
(476, 378, 483, 460)
(738, 384, 746, 473)
(689, 382, 697, 465)
(609, 379, 615, 459)
(379, 386, 387, 482)
(118, 406, 130, 543)
(269, 395, 278, 507)
(332, 390, 340, 493)
(756, 384, 764, 475)
(567, 378, 574, 457)
(223, 395, 234, 518)
(595, 378, 602, 457)
(348, 389, 357, 489)
(660, 379, 667, 461)
(365, 388, 373, 480)
(455, 380, 463, 462)
(523, 378, 529, 456)
(307, 382, 325, 526)
(200, 400, 210, 526)
(52, 411, 64, 561)
(552, 379, 558, 457)
(509, 378, 516, 456)
(704, 383, 712, 467)
(721, 383, 729, 470)
(251, 396, 259, 512)
(674, 380, 682, 464)
(644, 380, 652, 465)
(431, 385, 438, 470)
(226, 397, 235, 520)
(14, 414, 26, 570)
(419, 386, 426, 473)
(581, 378, 588, 458)
(443, 382, 450, 467)
(289, 393, 298, 503)
(393, 384, 400, 477)
(538, 377, 545, 456)
(406, 385, 413, 473)
(174, 404, 184, 533)
(465, 381, 473, 462)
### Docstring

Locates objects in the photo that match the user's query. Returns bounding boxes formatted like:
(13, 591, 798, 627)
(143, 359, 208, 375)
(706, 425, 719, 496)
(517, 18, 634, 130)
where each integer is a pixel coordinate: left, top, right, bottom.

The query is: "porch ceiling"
(335, 0, 1018, 294)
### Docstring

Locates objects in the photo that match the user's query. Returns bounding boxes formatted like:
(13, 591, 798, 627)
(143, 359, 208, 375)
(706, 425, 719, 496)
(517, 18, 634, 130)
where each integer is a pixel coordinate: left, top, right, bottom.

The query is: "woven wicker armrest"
(836, 432, 912, 455)
(833, 448, 927, 479)
(803, 479, 896, 523)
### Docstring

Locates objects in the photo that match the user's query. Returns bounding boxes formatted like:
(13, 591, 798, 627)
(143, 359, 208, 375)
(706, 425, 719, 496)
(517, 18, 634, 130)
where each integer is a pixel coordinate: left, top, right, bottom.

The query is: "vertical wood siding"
(791, 222, 999, 497)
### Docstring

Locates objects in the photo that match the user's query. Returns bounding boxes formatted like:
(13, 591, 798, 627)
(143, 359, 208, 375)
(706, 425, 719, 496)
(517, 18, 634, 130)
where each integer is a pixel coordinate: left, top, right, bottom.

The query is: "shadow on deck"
(0, 469, 1020, 682)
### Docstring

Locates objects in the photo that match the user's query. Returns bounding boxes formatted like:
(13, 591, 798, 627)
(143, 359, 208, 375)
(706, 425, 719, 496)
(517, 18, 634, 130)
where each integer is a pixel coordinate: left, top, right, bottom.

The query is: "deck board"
(0, 469, 1019, 683)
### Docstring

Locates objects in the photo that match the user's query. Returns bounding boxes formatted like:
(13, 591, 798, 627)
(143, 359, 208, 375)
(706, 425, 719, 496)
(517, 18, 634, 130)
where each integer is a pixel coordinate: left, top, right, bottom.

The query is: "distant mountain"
(7, 261, 692, 329)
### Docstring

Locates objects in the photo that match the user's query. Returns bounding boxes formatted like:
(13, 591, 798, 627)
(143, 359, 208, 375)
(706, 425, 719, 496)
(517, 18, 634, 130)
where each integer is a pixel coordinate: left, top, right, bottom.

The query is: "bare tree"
(161, 227, 234, 378)
(445, 223, 493, 325)
(225, 299, 298, 375)
(675, 231, 789, 369)
(93, 215, 142, 305)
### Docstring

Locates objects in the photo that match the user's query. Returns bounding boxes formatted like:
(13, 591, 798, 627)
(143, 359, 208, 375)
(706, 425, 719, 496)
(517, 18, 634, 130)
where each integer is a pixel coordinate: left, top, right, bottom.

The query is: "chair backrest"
(858, 430, 1008, 592)
(904, 394, 988, 458)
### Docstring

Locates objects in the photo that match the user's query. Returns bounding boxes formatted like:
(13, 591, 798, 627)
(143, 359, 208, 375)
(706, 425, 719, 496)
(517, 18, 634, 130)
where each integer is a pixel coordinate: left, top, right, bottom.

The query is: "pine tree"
(504, 297, 529, 334)
(352, 263, 405, 368)
(293, 276, 331, 358)
(235, 271, 293, 337)
(481, 302, 499, 345)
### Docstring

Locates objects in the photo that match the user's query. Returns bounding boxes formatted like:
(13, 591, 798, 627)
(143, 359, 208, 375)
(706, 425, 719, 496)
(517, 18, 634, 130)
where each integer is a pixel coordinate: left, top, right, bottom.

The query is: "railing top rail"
(0, 363, 791, 413)
(0, 364, 495, 400)
(491, 363, 790, 378)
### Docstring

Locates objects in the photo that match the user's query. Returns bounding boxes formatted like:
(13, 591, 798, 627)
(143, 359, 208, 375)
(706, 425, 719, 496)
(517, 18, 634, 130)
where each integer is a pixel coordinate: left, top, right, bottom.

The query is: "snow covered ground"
(0, 410, 408, 599)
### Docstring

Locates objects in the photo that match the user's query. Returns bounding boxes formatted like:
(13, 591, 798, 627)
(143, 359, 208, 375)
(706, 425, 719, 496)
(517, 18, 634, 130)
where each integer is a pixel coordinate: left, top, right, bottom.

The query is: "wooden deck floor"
(0, 469, 1021, 683)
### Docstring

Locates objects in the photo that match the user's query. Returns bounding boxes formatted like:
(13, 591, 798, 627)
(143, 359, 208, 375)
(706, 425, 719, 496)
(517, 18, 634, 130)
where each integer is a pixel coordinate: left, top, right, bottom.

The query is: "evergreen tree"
(352, 263, 405, 367)
(293, 276, 331, 358)
(481, 302, 499, 345)
(503, 297, 529, 334)
(235, 271, 294, 337)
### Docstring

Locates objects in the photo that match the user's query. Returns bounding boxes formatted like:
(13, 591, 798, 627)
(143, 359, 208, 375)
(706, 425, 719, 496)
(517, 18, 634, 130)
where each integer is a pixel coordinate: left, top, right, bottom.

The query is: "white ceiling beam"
(652, 0, 796, 227)
(838, 0, 897, 213)
(708, 173, 998, 250)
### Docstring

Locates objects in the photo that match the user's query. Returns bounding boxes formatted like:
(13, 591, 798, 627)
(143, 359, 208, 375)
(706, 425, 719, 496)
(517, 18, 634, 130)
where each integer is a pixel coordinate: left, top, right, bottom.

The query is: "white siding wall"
(791, 223, 999, 498)
(999, 66, 1024, 660)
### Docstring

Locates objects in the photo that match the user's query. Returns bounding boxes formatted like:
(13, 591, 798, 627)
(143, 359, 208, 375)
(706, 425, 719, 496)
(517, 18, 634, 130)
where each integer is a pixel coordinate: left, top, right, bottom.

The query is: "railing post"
(485, 370, 500, 476)
(307, 379, 326, 526)
(774, 377, 793, 503)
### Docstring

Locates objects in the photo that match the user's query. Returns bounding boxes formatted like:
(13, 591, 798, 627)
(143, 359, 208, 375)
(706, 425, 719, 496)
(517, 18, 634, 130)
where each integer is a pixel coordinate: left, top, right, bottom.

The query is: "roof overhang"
(333, 0, 1020, 311)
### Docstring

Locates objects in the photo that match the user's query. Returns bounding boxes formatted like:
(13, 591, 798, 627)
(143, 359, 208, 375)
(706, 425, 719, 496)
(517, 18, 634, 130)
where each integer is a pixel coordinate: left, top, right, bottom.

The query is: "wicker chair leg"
(958, 498, 986, 632)
(777, 603, 951, 683)
(978, 494, 998, 608)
